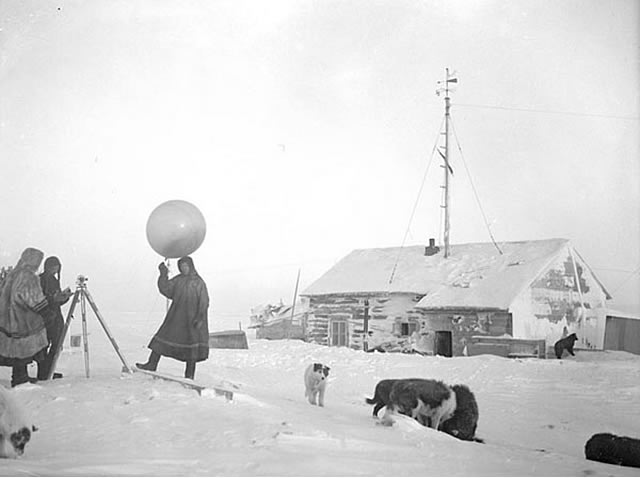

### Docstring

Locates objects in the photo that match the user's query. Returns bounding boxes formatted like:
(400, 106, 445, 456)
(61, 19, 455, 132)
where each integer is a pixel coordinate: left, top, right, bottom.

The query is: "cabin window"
(400, 321, 419, 337)
(330, 319, 348, 347)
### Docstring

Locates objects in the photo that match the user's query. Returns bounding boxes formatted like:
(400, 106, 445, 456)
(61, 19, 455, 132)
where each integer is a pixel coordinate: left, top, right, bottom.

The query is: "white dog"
(304, 363, 330, 407)
(0, 386, 36, 458)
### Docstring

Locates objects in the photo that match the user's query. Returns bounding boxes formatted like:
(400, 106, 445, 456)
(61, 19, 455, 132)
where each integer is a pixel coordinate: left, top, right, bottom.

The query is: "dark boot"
(36, 360, 48, 381)
(11, 363, 37, 388)
(185, 361, 196, 380)
(136, 351, 161, 371)
(37, 355, 52, 381)
(39, 316, 64, 380)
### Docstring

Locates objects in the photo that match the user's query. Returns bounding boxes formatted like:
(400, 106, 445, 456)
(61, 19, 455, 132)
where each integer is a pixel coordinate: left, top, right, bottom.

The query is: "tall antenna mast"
(436, 68, 458, 258)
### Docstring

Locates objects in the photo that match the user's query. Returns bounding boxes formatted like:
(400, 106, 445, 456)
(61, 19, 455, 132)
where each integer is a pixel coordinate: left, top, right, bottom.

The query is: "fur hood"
(15, 248, 44, 273)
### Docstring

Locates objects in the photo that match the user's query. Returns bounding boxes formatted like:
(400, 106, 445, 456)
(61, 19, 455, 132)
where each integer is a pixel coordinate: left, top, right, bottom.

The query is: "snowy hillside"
(0, 315, 638, 476)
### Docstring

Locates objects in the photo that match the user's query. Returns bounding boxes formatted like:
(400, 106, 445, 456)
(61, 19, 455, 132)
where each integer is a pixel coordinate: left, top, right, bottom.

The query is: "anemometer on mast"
(389, 67, 501, 285)
(435, 68, 458, 258)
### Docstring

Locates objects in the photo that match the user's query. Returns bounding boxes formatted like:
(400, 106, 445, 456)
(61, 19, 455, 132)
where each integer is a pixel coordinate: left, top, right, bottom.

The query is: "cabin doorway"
(330, 320, 348, 347)
(434, 331, 452, 357)
(604, 317, 625, 350)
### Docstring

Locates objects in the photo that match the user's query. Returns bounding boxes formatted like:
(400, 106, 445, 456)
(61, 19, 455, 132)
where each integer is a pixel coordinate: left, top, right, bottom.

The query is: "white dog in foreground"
(304, 363, 330, 407)
(0, 386, 36, 458)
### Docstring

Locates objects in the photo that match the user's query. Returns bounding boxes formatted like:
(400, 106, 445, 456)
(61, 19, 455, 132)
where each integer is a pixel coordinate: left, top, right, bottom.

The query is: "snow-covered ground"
(0, 315, 638, 476)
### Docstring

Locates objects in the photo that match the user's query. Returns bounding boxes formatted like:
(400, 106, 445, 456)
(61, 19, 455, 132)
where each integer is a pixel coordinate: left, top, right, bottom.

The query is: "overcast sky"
(1, 0, 638, 328)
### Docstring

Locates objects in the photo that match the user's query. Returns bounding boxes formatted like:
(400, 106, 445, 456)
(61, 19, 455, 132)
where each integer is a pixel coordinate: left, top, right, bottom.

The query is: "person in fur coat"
(37, 256, 72, 380)
(136, 256, 209, 379)
(0, 248, 49, 387)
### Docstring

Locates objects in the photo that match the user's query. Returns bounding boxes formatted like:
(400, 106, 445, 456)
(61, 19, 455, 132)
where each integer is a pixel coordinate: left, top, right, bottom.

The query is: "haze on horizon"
(1, 0, 638, 330)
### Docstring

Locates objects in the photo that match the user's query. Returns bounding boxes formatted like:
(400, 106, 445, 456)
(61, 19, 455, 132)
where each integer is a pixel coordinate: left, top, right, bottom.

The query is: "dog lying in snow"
(554, 333, 578, 359)
(0, 386, 36, 458)
(585, 433, 639, 468)
(438, 384, 484, 443)
(304, 363, 330, 407)
(381, 379, 456, 430)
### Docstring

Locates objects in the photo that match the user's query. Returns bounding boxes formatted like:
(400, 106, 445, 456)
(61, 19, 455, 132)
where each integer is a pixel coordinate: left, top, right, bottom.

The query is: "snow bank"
(0, 315, 637, 476)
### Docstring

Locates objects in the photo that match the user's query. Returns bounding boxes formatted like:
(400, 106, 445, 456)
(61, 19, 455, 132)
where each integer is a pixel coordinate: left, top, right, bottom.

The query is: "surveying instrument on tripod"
(46, 274, 133, 380)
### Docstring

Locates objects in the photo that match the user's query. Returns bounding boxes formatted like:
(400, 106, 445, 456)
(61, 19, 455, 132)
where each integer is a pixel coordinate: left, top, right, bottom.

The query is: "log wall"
(306, 293, 426, 350)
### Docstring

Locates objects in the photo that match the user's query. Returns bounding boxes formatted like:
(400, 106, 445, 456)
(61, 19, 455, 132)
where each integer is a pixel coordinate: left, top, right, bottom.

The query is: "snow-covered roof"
(302, 238, 572, 310)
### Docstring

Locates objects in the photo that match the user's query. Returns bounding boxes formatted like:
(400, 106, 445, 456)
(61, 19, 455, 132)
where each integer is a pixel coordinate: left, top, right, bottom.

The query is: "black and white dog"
(304, 363, 330, 407)
(368, 378, 483, 442)
(381, 379, 456, 430)
(0, 386, 36, 458)
(438, 384, 484, 443)
(585, 433, 639, 468)
(366, 378, 407, 418)
(554, 333, 578, 359)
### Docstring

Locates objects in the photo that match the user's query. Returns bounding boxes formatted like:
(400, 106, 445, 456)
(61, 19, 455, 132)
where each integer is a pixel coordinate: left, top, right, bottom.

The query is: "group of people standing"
(0, 248, 71, 387)
(0, 248, 210, 387)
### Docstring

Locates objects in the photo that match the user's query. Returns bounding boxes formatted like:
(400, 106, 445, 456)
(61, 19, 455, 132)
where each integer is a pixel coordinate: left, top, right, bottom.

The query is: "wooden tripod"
(47, 276, 133, 379)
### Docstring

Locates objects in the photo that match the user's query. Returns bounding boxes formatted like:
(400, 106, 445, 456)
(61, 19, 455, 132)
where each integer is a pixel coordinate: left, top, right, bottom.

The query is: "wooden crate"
(468, 336, 546, 359)
(467, 342, 510, 357)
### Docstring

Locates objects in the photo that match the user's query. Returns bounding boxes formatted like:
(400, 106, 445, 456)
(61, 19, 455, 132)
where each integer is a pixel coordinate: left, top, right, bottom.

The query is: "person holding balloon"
(136, 256, 209, 379)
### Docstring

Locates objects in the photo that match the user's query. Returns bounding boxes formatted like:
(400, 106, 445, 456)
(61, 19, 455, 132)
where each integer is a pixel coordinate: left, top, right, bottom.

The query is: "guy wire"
(389, 115, 446, 285)
(449, 117, 503, 255)
(609, 266, 640, 295)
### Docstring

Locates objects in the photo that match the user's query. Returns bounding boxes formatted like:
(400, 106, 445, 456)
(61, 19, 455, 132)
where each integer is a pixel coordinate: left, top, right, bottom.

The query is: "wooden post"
(437, 67, 458, 258)
(443, 71, 451, 258)
(288, 269, 301, 339)
(363, 299, 370, 351)
(569, 247, 588, 324)
(81, 291, 90, 378)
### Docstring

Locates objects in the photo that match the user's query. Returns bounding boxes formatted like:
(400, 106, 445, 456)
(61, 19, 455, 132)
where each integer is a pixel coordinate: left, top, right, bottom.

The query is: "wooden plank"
(132, 367, 234, 400)
(507, 353, 538, 359)
(469, 336, 546, 359)
(467, 343, 510, 357)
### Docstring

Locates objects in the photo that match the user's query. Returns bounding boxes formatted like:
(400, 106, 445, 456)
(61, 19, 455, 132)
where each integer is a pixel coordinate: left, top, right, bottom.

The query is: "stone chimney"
(425, 238, 440, 256)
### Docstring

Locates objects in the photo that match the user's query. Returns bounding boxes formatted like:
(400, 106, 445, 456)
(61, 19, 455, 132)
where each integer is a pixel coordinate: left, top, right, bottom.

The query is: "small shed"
(301, 238, 613, 356)
(604, 309, 639, 355)
(208, 330, 249, 349)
